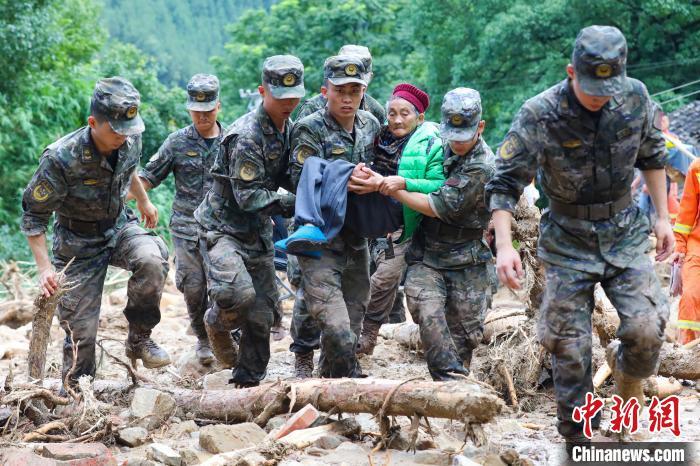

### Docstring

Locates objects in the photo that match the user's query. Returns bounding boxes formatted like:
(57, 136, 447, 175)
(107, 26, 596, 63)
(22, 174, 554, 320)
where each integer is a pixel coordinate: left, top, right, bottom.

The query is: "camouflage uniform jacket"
(486, 78, 666, 273)
(408, 139, 495, 270)
(289, 107, 381, 250)
(194, 104, 295, 251)
(140, 123, 222, 241)
(21, 126, 141, 258)
(295, 92, 386, 123)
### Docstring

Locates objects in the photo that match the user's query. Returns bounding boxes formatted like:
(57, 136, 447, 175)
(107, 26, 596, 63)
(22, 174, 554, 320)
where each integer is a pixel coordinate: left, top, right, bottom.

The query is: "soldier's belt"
(57, 215, 117, 235)
(422, 221, 483, 241)
(549, 191, 631, 221)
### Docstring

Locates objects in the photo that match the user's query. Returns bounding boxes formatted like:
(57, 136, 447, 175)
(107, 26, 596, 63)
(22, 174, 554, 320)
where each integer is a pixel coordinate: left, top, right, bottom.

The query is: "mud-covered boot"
(356, 320, 381, 355)
(125, 327, 171, 369)
(606, 340, 645, 407)
(195, 338, 215, 365)
(294, 351, 314, 378)
(204, 311, 238, 368)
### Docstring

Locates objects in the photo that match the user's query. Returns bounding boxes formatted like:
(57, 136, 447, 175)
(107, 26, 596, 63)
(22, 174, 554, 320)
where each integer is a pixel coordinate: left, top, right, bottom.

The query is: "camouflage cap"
(91, 77, 144, 136)
(186, 74, 220, 111)
(338, 44, 373, 74)
(323, 55, 367, 86)
(572, 25, 628, 97)
(262, 55, 306, 99)
(440, 88, 482, 142)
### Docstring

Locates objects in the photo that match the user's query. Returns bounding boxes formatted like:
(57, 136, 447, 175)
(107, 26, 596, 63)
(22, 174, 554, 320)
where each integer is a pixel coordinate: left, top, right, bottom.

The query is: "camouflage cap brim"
(269, 84, 306, 99)
(577, 73, 627, 97)
(440, 122, 478, 142)
(186, 99, 219, 111)
(109, 114, 145, 136)
(328, 76, 367, 86)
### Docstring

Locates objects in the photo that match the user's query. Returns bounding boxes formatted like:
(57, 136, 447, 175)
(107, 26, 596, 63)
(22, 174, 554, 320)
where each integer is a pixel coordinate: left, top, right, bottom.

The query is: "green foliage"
(101, 0, 271, 86)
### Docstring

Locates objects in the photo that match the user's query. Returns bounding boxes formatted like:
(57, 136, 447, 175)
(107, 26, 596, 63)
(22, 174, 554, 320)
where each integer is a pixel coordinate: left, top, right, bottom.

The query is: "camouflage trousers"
(364, 235, 409, 325)
(298, 245, 370, 378)
(199, 230, 277, 385)
(538, 258, 668, 438)
(173, 236, 208, 342)
(405, 262, 493, 381)
(54, 222, 169, 383)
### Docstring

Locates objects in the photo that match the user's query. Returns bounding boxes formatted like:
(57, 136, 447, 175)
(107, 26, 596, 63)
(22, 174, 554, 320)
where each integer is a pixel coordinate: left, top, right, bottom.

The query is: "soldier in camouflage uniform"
(294, 45, 385, 123)
(139, 74, 223, 365)
(22, 77, 171, 386)
(485, 26, 673, 448)
(289, 55, 381, 378)
(356, 88, 496, 379)
(194, 55, 304, 386)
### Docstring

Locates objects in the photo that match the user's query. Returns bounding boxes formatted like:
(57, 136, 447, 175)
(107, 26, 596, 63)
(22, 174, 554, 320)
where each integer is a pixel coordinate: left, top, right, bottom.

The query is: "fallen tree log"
(45, 377, 505, 424)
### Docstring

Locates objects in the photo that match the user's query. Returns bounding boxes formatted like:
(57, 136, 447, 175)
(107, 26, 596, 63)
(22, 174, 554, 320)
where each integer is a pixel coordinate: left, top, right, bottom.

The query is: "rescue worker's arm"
(390, 190, 436, 217)
(485, 106, 540, 290)
(127, 137, 176, 200)
(21, 153, 67, 297)
(128, 172, 158, 228)
(638, 98, 674, 261)
(230, 136, 295, 217)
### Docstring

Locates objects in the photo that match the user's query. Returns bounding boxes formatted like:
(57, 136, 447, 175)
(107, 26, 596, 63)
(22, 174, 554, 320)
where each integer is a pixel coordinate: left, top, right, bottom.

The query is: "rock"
(312, 434, 346, 450)
(171, 420, 199, 438)
(335, 441, 366, 455)
(123, 460, 157, 466)
(177, 351, 220, 379)
(117, 426, 149, 447)
(264, 414, 287, 433)
(0, 449, 57, 466)
(202, 369, 233, 390)
(416, 438, 437, 450)
(238, 452, 267, 466)
(179, 447, 210, 466)
(0, 406, 12, 426)
(500, 448, 520, 465)
(387, 432, 410, 451)
(109, 288, 127, 305)
(130, 387, 176, 430)
(479, 454, 508, 466)
(199, 422, 267, 454)
(147, 443, 182, 466)
(452, 456, 482, 466)
(414, 449, 452, 465)
(274, 404, 320, 439)
(37, 443, 114, 462)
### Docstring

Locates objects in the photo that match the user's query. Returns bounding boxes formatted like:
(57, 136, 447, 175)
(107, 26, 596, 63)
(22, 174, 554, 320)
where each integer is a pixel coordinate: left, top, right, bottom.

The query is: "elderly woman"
(354, 83, 445, 354)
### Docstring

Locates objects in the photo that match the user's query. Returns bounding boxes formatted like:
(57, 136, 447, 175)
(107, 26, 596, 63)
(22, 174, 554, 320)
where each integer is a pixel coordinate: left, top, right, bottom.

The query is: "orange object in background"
(668, 182, 680, 224)
(673, 159, 700, 344)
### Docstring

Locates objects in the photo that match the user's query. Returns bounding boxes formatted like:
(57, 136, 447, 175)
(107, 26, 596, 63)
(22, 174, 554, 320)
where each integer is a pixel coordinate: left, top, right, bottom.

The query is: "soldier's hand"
(349, 165, 383, 194)
(654, 219, 675, 262)
(38, 266, 59, 297)
(495, 243, 523, 290)
(378, 176, 406, 195)
(138, 200, 159, 229)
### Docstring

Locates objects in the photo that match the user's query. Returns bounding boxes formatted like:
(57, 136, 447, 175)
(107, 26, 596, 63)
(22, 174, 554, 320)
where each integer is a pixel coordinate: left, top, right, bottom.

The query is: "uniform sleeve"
(673, 161, 700, 254)
(230, 136, 295, 217)
(21, 152, 68, 236)
(294, 101, 319, 122)
(429, 164, 492, 225)
(289, 123, 324, 189)
(404, 140, 445, 194)
(635, 92, 667, 171)
(485, 106, 540, 213)
(140, 135, 175, 188)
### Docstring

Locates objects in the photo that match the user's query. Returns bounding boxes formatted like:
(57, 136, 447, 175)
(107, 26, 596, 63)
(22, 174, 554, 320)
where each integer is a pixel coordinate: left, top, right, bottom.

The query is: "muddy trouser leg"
(443, 263, 493, 369)
(364, 240, 409, 325)
(110, 226, 169, 331)
(601, 256, 668, 379)
(55, 252, 110, 384)
(289, 286, 321, 353)
(299, 246, 368, 378)
(388, 288, 407, 323)
(172, 236, 208, 341)
(232, 249, 276, 384)
(538, 262, 598, 438)
(404, 263, 465, 380)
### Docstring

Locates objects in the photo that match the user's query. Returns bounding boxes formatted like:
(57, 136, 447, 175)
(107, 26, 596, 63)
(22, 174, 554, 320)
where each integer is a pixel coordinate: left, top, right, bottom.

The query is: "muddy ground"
(1, 264, 699, 465)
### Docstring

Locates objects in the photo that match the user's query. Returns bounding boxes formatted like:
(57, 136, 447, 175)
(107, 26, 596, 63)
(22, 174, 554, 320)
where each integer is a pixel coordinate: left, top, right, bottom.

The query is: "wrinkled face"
(322, 83, 365, 119)
(189, 102, 221, 134)
(89, 116, 128, 151)
(387, 98, 423, 138)
(567, 65, 613, 112)
(259, 85, 300, 122)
